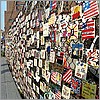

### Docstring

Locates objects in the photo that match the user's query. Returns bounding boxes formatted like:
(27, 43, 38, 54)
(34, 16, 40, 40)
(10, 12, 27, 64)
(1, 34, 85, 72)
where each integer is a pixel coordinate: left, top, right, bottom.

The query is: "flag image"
(62, 69, 72, 84)
(52, 0, 57, 10)
(55, 90, 61, 99)
(51, 71, 57, 84)
(83, 1, 99, 19)
(82, 19, 95, 39)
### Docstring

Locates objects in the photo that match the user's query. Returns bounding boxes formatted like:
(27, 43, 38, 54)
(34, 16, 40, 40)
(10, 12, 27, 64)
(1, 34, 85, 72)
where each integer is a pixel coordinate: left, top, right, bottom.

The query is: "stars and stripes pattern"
(62, 69, 72, 84)
(52, 0, 57, 9)
(51, 71, 57, 84)
(82, 19, 95, 39)
(83, 1, 99, 19)
(55, 90, 61, 99)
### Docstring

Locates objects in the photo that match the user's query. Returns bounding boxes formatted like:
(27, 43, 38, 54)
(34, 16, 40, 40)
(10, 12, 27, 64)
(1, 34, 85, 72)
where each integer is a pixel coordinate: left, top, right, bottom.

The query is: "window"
(9, 19, 14, 23)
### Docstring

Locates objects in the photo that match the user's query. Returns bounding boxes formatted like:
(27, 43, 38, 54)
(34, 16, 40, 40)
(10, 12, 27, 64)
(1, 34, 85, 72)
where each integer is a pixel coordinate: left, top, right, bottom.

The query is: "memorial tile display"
(5, 1, 99, 99)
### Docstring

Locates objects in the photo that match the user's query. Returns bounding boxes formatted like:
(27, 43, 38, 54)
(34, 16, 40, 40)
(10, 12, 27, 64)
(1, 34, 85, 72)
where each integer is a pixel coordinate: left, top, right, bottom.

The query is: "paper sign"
(36, 85, 39, 94)
(36, 66, 39, 76)
(67, 21, 78, 40)
(42, 68, 46, 78)
(61, 1, 64, 12)
(41, 36, 45, 45)
(35, 75, 40, 82)
(37, 40, 39, 48)
(39, 59, 42, 68)
(33, 82, 35, 90)
(56, 15, 62, 25)
(41, 50, 45, 59)
(82, 81, 97, 99)
(45, 60, 49, 70)
(62, 85, 71, 99)
(48, 13, 56, 25)
(27, 62, 30, 69)
(82, 19, 95, 39)
(31, 35, 34, 43)
(50, 30, 56, 42)
(27, 21, 30, 28)
(37, 31, 39, 39)
(40, 82, 43, 92)
(56, 72, 62, 86)
(50, 51, 55, 63)
(34, 58, 37, 66)
(51, 71, 62, 86)
(55, 89, 61, 99)
(29, 60, 33, 67)
(31, 49, 36, 57)
(30, 20, 33, 27)
(83, 1, 99, 20)
(45, 71, 50, 83)
(31, 70, 34, 78)
(72, 43, 83, 59)
(88, 66, 99, 78)
(70, 77, 81, 94)
(45, 8, 50, 19)
(23, 26, 26, 32)
(50, 71, 57, 84)
(40, 82, 46, 92)
(43, 23, 49, 37)
(28, 14, 31, 20)
(71, 5, 82, 20)
(75, 61, 88, 80)
(62, 69, 72, 84)
(32, 20, 35, 28)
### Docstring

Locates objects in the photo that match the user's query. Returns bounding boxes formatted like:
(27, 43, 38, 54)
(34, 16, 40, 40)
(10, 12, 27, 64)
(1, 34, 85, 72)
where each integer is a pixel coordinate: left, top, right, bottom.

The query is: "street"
(1, 57, 21, 99)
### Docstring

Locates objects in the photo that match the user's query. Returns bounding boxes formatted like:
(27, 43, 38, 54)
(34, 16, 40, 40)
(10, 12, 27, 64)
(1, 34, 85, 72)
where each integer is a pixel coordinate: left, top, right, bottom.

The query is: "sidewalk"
(1, 57, 21, 99)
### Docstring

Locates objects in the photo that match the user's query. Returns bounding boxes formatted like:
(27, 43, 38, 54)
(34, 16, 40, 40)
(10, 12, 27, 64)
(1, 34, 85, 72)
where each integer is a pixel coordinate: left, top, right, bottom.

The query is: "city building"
(4, 1, 25, 33)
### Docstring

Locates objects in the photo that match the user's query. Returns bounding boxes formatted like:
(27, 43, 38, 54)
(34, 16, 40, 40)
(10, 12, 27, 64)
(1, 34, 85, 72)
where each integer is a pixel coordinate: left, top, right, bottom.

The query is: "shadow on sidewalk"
(1, 69, 9, 74)
(1, 64, 8, 66)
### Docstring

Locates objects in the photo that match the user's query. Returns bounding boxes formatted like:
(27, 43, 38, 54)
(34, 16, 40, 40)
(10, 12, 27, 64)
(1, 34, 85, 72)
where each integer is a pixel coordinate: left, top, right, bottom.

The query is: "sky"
(1, 1, 6, 31)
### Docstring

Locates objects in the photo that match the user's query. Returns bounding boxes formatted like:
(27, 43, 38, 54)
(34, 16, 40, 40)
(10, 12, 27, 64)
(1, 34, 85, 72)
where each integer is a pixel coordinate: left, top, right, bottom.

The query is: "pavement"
(1, 57, 22, 99)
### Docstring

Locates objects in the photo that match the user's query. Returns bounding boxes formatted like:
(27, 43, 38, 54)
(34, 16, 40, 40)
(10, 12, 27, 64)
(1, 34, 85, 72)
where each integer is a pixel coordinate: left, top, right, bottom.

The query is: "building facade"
(5, 1, 25, 33)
